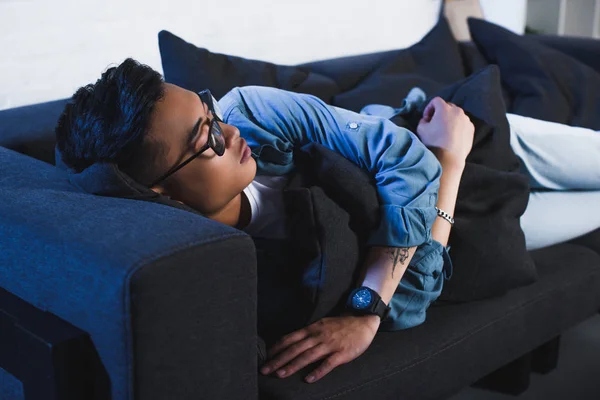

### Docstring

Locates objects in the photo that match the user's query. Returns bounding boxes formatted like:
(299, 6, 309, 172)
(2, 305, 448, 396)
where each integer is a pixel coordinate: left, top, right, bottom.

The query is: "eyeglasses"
(148, 89, 225, 188)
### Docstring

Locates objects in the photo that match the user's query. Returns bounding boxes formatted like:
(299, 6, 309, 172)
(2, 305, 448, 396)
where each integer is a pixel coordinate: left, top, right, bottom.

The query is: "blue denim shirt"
(219, 86, 453, 330)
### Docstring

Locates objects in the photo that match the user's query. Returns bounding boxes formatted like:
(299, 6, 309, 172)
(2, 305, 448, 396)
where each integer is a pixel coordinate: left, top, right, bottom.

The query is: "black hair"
(55, 58, 166, 185)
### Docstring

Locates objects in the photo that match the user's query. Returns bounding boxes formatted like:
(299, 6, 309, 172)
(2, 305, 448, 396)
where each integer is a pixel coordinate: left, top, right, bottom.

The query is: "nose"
(220, 122, 240, 146)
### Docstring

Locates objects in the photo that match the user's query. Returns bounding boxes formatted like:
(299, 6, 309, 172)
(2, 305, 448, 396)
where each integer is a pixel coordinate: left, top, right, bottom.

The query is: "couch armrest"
(0, 147, 258, 400)
(0, 286, 102, 400)
(531, 34, 600, 73)
(130, 233, 258, 400)
(0, 98, 68, 164)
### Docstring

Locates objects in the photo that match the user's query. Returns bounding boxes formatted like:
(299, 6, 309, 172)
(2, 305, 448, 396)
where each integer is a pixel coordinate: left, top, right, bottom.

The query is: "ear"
(150, 185, 186, 205)
(150, 184, 169, 197)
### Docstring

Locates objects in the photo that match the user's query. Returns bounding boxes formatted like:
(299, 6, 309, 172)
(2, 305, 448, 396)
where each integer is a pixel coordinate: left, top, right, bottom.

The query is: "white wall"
(0, 0, 526, 111)
(480, 0, 528, 35)
(527, 0, 600, 37)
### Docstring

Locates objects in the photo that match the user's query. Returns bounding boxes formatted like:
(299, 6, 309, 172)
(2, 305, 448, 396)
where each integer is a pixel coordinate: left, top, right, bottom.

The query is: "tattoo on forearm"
(387, 248, 409, 278)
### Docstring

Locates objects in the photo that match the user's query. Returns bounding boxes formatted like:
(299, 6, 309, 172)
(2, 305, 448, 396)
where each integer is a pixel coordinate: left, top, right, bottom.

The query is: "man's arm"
(416, 97, 473, 248)
(239, 90, 473, 384)
(429, 154, 464, 247)
(343, 246, 418, 328)
(260, 149, 468, 384)
(350, 98, 473, 330)
(219, 86, 442, 250)
(348, 154, 465, 329)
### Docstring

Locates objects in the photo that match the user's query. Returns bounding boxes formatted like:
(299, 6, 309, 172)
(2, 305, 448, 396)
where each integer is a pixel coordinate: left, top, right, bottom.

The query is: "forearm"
(354, 153, 462, 297)
(342, 246, 418, 327)
(347, 155, 462, 322)
(430, 151, 466, 247)
(358, 246, 418, 305)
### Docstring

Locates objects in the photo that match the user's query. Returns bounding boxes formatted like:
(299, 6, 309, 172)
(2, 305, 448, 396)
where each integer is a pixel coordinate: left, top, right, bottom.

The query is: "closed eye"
(187, 102, 211, 149)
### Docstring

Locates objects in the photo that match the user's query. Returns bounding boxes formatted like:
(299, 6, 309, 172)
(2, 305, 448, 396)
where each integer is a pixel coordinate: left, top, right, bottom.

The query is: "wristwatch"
(345, 286, 391, 320)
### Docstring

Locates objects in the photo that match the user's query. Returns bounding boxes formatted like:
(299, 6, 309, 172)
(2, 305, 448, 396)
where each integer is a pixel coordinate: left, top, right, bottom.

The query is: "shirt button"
(349, 122, 358, 129)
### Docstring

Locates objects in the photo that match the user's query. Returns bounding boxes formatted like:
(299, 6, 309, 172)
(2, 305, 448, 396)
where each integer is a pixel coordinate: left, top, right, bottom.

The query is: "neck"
(205, 192, 252, 229)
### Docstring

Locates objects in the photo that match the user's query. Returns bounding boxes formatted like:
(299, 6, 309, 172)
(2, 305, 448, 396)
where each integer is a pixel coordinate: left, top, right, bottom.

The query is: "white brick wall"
(0, 0, 525, 110)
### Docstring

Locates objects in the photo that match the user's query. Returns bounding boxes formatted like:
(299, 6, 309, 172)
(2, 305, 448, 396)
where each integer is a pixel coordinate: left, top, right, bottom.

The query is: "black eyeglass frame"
(148, 90, 225, 188)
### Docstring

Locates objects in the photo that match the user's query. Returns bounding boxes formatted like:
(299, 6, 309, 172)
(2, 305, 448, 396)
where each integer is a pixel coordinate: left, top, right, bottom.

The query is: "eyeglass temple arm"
(148, 145, 208, 188)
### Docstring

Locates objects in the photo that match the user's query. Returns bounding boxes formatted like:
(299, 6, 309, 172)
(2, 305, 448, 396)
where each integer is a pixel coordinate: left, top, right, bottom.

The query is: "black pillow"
(468, 17, 600, 130)
(158, 16, 465, 112)
(533, 34, 600, 74)
(423, 65, 537, 302)
(315, 16, 466, 112)
(291, 143, 381, 323)
(158, 30, 341, 103)
(458, 42, 489, 77)
(255, 142, 380, 348)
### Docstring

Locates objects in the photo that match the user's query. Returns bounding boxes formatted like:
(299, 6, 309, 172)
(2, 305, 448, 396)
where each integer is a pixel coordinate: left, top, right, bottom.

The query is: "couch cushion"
(469, 18, 600, 130)
(258, 243, 600, 399)
(158, 30, 341, 103)
(567, 228, 600, 256)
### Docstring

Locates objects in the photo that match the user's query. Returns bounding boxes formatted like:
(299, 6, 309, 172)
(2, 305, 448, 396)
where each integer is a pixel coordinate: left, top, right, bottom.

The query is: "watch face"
(352, 288, 372, 309)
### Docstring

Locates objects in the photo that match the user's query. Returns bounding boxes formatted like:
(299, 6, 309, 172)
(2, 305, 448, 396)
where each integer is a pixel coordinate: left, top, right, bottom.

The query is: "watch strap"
(373, 298, 391, 320)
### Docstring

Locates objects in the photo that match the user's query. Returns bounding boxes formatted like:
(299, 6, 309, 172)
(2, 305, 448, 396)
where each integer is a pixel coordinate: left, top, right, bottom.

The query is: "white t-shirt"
(242, 175, 290, 239)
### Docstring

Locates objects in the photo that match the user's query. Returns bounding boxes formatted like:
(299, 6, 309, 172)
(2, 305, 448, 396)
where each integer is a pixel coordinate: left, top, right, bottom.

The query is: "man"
(55, 58, 473, 383)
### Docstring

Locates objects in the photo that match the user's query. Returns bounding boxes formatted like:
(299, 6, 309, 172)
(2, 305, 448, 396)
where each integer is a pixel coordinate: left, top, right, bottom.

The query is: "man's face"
(148, 83, 256, 214)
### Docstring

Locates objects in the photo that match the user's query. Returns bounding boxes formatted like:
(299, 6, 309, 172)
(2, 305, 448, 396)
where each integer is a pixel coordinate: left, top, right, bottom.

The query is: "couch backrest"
(0, 98, 68, 165)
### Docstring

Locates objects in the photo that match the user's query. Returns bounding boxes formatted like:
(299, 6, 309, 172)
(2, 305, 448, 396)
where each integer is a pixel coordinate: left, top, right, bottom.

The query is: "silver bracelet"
(435, 207, 455, 225)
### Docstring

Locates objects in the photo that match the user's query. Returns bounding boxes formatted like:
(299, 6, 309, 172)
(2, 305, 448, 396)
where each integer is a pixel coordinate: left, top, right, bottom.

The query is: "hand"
(260, 315, 380, 383)
(416, 97, 475, 166)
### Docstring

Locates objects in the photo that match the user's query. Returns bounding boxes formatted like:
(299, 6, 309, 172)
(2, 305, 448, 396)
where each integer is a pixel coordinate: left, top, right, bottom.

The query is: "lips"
(240, 139, 252, 163)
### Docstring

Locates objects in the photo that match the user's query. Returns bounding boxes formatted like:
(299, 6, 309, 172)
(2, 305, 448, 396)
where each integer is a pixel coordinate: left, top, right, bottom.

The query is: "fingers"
(423, 97, 451, 122)
(267, 329, 310, 359)
(445, 101, 467, 116)
(261, 337, 319, 376)
(422, 100, 435, 122)
(426, 97, 468, 113)
(276, 344, 330, 380)
(306, 354, 346, 383)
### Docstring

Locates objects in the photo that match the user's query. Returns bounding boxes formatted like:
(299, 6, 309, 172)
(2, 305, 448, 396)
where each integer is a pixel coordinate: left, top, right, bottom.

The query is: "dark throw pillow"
(158, 30, 341, 103)
(158, 15, 465, 112)
(312, 16, 467, 112)
(533, 34, 600, 74)
(468, 17, 600, 130)
(426, 65, 537, 302)
(254, 142, 381, 348)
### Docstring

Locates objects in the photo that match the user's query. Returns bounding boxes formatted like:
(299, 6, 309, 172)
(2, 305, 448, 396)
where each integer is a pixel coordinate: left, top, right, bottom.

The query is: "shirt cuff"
(410, 239, 454, 282)
(366, 204, 437, 248)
